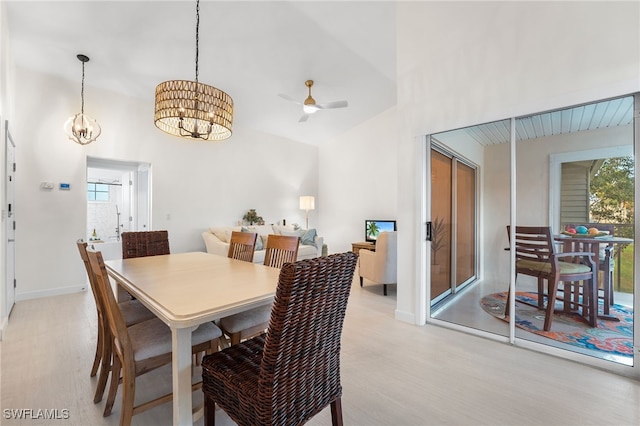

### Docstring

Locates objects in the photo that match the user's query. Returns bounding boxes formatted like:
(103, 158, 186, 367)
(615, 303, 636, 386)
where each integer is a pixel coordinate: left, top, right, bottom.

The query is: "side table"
(351, 241, 375, 256)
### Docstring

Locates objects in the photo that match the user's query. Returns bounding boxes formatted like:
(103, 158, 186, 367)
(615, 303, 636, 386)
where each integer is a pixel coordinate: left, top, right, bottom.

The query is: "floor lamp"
(299, 196, 315, 229)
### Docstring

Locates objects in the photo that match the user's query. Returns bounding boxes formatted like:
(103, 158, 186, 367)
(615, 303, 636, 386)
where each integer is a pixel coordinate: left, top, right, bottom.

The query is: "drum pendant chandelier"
(154, 0, 233, 141)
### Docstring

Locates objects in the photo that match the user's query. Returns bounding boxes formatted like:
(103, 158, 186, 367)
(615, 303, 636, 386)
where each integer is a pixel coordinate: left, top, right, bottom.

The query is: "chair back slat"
(507, 226, 557, 277)
(263, 234, 299, 268)
(227, 231, 257, 263)
(259, 252, 357, 423)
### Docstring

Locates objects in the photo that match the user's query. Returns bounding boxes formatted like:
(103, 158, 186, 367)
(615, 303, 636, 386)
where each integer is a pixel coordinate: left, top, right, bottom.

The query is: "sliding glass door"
(425, 94, 637, 375)
(430, 146, 477, 304)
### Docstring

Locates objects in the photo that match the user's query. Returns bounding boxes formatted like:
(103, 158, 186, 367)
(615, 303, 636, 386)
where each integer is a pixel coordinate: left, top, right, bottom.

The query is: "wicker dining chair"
(219, 234, 300, 346)
(121, 230, 170, 259)
(202, 252, 358, 426)
(86, 249, 222, 426)
(227, 231, 258, 263)
(76, 240, 156, 403)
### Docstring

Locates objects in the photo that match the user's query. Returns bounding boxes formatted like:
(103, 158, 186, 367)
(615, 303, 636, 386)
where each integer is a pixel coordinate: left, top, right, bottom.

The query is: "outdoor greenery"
(590, 156, 634, 237)
(589, 156, 634, 293)
(617, 243, 634, 294)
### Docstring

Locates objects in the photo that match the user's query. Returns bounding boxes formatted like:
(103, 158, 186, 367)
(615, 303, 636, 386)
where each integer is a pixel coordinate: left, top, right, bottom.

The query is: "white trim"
(16, 285, 86, 302)
(509, 117, 516, 344)
(394, 308, 415, 324)
(0, 315, 7, 341)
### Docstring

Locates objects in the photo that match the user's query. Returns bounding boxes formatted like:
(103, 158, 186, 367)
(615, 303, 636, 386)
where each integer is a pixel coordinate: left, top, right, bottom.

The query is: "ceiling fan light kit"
(154, 0, 233, 141)
(64, 54, 101, 145)
(279, 79, 348, 122)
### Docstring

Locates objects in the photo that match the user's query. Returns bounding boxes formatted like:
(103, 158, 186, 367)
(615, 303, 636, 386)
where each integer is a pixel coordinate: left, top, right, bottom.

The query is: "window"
(87, 183, 109, 201)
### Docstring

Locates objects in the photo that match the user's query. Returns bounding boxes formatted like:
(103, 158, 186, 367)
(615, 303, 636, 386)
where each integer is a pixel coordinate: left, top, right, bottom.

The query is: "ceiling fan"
(279, 80, 348, 122)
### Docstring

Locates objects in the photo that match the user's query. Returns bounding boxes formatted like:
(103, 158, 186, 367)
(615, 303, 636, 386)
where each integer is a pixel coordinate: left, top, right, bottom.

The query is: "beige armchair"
(358, 231, 397, 295)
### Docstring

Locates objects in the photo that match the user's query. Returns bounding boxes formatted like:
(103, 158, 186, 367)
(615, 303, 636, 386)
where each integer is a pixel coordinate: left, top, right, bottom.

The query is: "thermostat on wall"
(59, 183, 71, 190)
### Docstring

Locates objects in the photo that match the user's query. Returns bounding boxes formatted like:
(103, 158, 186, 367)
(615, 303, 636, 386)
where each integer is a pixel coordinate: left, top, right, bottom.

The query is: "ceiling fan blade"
(298, 113, 310, 123)
(316, 100, 349, 110)
(278, 93, 302, 105)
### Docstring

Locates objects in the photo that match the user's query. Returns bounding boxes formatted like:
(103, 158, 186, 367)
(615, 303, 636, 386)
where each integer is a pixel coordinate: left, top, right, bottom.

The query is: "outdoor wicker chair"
(202, 251, 358, 426)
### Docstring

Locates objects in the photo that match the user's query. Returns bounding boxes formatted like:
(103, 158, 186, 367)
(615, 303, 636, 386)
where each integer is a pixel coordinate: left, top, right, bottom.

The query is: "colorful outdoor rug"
(480, 292, 633, 359)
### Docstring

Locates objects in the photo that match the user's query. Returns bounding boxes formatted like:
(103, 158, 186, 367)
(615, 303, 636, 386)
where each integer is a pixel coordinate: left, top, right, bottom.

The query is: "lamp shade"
(299, 196, 315, 210)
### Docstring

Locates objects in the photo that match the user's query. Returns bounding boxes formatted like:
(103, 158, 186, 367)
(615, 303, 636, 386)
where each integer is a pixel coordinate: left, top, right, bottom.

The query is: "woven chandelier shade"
(154, 79, 233, 141)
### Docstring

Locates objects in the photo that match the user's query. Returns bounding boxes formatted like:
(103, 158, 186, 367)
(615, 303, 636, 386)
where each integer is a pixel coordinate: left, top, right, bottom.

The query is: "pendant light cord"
(195, 0, 200, 84)
(81, 60, 85, 115)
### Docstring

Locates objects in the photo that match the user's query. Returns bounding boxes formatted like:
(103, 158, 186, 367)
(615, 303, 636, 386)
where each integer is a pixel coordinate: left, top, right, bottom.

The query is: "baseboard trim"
(0, 316, 7, 341)
(395, 309, 415, 324)
(16, 285, 87, 302)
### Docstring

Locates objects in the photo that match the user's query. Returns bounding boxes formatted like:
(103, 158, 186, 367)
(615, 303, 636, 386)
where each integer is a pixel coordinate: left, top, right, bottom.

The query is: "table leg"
(172, 327, 193, 426)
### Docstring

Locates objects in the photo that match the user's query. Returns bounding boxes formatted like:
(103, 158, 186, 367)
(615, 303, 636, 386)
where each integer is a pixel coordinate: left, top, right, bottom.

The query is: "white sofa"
(202, 224, 324, 264)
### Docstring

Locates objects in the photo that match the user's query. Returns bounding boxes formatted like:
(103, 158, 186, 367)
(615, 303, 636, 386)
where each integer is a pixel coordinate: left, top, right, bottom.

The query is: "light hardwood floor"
(1, 277, 639, 426)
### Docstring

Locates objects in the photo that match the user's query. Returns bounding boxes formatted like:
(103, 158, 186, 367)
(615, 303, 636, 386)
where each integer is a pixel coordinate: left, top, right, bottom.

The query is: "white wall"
(13, 67, 318, 300)
(396, 1, 639, 323)
(318, 106, 398, 254)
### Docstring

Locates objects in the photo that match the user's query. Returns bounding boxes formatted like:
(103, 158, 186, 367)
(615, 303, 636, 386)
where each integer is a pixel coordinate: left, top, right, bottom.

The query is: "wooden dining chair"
(86, 249, 222, 426)
(506, 226, 597, 331)
(263, 234, 300, 268)
(227, 231, 257, 263)
(219, 234, 300, 346)
(76, 240, 156, 403)
(202, 252, 358, 426)
(564, 222, 616, 312)
(121, 230, 170, 259)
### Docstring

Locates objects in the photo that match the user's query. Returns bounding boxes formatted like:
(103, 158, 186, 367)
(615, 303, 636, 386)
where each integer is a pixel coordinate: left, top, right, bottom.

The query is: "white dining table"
(105, 251, 280, 426)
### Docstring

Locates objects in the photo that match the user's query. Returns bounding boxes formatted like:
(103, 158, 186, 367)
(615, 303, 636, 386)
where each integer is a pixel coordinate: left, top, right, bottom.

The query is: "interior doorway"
(86, 157, 151, 259)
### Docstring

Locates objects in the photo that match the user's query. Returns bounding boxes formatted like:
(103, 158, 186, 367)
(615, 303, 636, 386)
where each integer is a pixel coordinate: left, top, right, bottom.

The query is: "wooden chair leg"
(90, 317, 103, 377)
(94, 340, 112, 403)
(204, 396, 216, 426)
(543, 280, 559, 331)
(383, 284, 387, 296)
(104, 354, 121, 417)
(330, 398, 343, 426)
(359, 276, 363, 287)
(120, 363, 136, 426)
(537, 277, 544, 309)
(230, 332, 241, 346)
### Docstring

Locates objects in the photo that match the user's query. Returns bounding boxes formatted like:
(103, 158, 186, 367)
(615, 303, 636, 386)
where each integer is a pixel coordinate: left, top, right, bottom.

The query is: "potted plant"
(243, 209, 263, 225)
(431, 217, 448, 269)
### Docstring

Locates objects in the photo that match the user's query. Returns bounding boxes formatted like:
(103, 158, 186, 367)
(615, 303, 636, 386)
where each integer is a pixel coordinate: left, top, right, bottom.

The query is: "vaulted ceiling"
(5, 0, 397, 145)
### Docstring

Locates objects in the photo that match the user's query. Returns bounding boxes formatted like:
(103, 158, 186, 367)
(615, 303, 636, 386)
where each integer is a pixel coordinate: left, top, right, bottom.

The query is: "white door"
(5, 121, 16, 317)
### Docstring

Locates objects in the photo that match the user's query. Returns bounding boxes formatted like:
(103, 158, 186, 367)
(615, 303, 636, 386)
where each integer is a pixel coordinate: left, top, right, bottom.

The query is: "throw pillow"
(281, 229, 305, 238)
(301, 228, 317, 247)
(241, 227, 263, 250)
